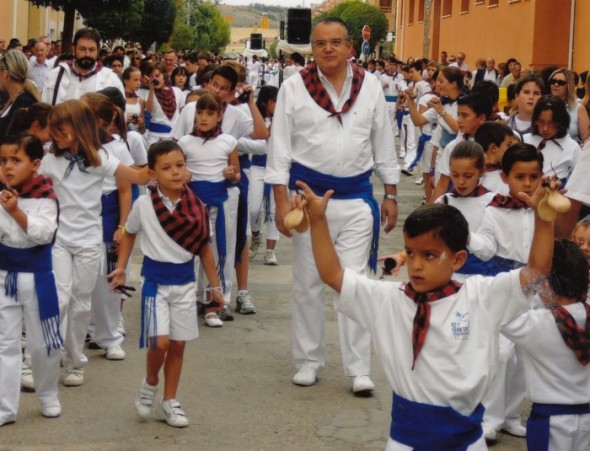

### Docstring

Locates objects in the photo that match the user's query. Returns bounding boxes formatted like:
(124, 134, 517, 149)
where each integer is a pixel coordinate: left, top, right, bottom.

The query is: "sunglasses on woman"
(550, 79, 567, 87)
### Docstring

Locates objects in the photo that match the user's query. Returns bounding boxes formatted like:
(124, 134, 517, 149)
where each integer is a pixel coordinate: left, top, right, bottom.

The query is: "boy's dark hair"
(6, 102, 52, 135)
(291, 52, 305, 66)
(471, 80, 499, 106)
(515, 74, 544, 95)
(211, 65, 238, 91)
(450, 141, 485, 171)
(411, 61, 422, 73)
(147, 140, 185, 170)
(0, 134, 44, 161)
(404, 204, 469, 252)
(474, 122, 515, 152)
(501, 143, 543, 175)
(256, 85, 279, 118)
(531, 95, 570, 139)
(73, 28, 101, 48)
(549, 239, 589, 300)
(457, 93, 492, 120)
(401, 65, 411, 73)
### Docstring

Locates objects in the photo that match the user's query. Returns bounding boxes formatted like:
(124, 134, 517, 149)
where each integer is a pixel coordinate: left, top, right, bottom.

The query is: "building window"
(442, 0, 453, 17)
(475, 0, 484, 4)
(461, 0, 470, 13)
(489, 0, 499, 6)
(408, 0, 415, 25)
(418, 0, 425, 21)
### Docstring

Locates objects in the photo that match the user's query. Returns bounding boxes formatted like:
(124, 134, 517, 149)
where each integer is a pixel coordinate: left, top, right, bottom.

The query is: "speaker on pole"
(287, 8, 311, 44)
(250, 33, 263, 50)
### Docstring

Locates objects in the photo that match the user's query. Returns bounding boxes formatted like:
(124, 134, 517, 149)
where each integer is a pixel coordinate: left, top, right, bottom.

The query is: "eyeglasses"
(550, 79, 567, 87)
(535, 119, 556, 128)
(311, 39, 347, 50)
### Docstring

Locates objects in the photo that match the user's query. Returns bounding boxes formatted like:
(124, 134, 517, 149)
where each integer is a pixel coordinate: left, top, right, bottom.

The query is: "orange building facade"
(395, 0, 589, 73)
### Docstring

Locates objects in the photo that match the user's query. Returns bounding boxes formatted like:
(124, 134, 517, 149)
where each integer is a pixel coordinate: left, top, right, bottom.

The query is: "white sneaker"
(292, 362, 318, 386)
(484, 427, 497, 442)
(414, 177, 424, 185)
(204, 312, 223, 327)
(249, 234, 262, 260)
(157, 399, 189, 428)
(264, 250, 278, 266)
(235, 292, 256, 314)
(106, 345, 126, 361)
(502, 422, 526, 437)
(21, 363, 35, 392)
(42, 400, 61, 418)
(63, 368, 84, 387)
(351, 375, 375, 396)
(135, 378, 158, 419)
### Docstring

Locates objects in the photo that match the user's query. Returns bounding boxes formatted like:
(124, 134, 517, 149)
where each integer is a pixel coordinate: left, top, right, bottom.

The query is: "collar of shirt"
(157, 186, 181, 212)
(317, 62, 353, 112)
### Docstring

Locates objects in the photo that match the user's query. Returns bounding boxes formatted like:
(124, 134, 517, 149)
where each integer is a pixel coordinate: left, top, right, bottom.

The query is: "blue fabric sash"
(289, 162, 380, 272)
(408, 133, 432, 171)
(440, 128, 458, 149)
(251, 154, 267, 167)
(0, 243, 63, 355)
(140, 256, 195, 348)
(131, 184, 140, 202)
(101, 191, 120, 273)
(456, 252, 497, 276)
(527, 402, 590, 451)
(390, 393, 484, 451)
(486, 255, 525, 276)
(385, 95, 397, 102)
(149, 122, 172, 134)
(188, 180, 228, 289)
(235, 154, 250, 263)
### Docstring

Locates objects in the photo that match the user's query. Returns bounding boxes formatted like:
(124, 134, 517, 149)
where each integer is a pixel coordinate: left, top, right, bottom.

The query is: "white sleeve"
(127, 131, 148, 166)
(237, 137, 267, 156)
(26, 198, 58, 245)
(125, 198, 143, 234)
(468, 208, 499, 262)
(265, 83, 294, 186)
(100, 150, 121, 177)
(372, 81, 400, 185)
(172, 103, 195, 140)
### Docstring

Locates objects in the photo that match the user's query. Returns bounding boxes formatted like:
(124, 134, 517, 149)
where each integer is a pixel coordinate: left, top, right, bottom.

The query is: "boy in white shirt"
(293, 172, 557, 450)
(108, 141, 223, 428)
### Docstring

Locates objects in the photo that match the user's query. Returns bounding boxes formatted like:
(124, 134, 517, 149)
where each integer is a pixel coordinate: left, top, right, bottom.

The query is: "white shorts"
(143, 281, 199, 342)
(419, 139, 434, 174)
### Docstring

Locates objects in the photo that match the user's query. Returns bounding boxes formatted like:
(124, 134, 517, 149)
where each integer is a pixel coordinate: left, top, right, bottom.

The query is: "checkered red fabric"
(488, 194, 528, 209)
(149, 185, 210, 255)
(403, 280, 463, 370)
(155, 86, 177, 120)
(18, 175, 57, 200)
(551, 303, 590, 366)
(193, 124, 222, 143)
(300, 62, 365, 125)
(484, 163, 500, 173)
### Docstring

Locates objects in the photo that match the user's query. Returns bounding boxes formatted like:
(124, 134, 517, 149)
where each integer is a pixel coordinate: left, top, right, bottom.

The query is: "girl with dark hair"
(6, 102, 52, 144)
(548, 68, 590, 143)
(507, 75, 544, 138)
(145, 62, 180, 146)
(171, 66, 191, 109)
(122, 66, 145, 134)
(524, 95, 580, 182)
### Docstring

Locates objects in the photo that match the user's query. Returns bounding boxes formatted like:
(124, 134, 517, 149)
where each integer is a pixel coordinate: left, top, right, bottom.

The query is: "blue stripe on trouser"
(408, 133, 432, 171)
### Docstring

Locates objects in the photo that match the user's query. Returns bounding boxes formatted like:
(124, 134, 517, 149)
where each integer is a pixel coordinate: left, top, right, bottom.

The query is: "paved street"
(2, 172, 527, 450)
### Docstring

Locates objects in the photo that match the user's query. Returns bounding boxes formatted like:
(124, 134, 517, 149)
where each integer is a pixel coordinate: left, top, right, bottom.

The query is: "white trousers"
(53, 240, 102, 370)
(291, 198, 372, 377)
(400, 114, 417, 165)
(482, 335, 526, 432)
(197, 187, 238, 306)
(545, 413, 590, 450)
(0, 271, 61, 424)
(89, 243, 124, 349)
(248, 165, 279, 241)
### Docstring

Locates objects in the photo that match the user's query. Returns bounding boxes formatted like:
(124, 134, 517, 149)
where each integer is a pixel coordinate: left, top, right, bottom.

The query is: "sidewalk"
(3, 174, 527, 450)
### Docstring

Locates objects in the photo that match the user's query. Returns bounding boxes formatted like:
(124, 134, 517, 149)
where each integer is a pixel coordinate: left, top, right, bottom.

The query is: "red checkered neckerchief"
(488, 194, 528, 209)
(71, 61, 103, 82)
(192, 123, 222, 144)
(125, 91, 138, 99)
(450, 185, 489, 198)
(551, 302, 590, 366)
(484, 163, 500, 173)
(18, 175, 57, 200)
(300, 62, 365, 126)
(154, 86, 177, 120)
(402, 280, 463, 370)
(537, 138, 562, 152)
(149, 185, 210, 255)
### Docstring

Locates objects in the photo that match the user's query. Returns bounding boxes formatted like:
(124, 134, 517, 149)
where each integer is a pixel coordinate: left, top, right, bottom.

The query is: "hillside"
(217, 3, 286, 29)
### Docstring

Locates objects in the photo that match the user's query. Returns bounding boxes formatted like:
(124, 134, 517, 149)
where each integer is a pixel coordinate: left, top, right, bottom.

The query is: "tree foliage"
(135, 0, 177, 51)
(313, 1, 388, 56)
(170, 0, 230, 52)
(83, 0, 145, 42)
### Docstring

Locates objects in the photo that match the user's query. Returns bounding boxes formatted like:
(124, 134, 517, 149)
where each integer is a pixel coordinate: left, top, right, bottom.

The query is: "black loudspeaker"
(250, 33, 263, 50)
(287, 8, 311, 44)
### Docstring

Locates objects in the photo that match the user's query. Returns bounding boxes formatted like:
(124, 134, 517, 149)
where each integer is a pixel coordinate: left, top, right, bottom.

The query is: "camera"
(151, 79, 159, 86)
(237, 89, 250, 103)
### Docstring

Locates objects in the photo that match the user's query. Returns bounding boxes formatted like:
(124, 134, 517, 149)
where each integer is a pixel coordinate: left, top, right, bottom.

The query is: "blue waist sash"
(251, 154, 267, 167)
(391, 393, 484, 451)
(140, 256, 195, 348)
(0, 243, 62, 355)
(235, 154, 251, 263)
(408, 133, 432, 172)
(486, 255, 525, 276)
(456, 253, 497, 276)
(440, 128, 458, 149)
(188, 180, 228, 289)
(385, 95, 397, 102)
(149, 122, 172, 134)
(289, 162, 380, 272)
(527, 402, 590, 451)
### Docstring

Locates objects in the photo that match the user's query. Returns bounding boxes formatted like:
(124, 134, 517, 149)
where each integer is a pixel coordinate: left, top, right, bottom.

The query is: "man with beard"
(42, 28, 123, 105)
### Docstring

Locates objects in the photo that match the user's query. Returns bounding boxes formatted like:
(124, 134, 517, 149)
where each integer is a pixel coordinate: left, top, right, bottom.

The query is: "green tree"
(83, 0, 145, 42)
(170, 0, 230, 52)
(135, 0, 177, 51)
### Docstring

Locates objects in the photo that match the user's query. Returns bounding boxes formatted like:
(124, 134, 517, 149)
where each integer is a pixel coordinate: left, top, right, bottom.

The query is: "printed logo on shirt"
(451, 311, 470, 340)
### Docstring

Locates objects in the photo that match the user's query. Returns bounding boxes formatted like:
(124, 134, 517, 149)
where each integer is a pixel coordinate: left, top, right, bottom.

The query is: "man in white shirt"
(449, 51, 469, 73)
(42, 28, 123, 105)
(475, 58, 499, 84)
(29, 41, 52, 92)
(266, 17, 400, 396)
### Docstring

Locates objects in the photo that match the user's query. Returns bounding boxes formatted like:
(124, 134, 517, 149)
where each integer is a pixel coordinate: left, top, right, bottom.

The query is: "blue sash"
(188, 180, 228, 289)
(149, 122, 172, 134)
(385, 95, 397, 102)
(0, 243, 63, 355)
(486, 255, 525, 276)
(140, 256, 195, 348)
(251, 154, 267, 167)
(101, 191, 120, 273)
(456, 253, 496, 276)
(235, 154, 251, 263)
(252, 155, 272, 223)
(440, 128, 458, 149)
(391, 393, 484, 451)
(408, 133, 432, 171)
(289, 162, 380, 272)
(527, 402, 590, 451)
